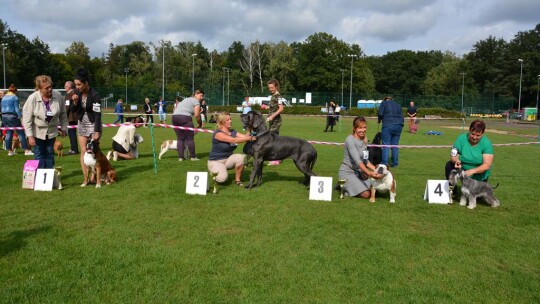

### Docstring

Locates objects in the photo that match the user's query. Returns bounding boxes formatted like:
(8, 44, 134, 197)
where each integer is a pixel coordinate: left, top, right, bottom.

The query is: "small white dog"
(369, 164, 397, 203)
(158, 140, 177, 159)
(131, 134, 144, 159)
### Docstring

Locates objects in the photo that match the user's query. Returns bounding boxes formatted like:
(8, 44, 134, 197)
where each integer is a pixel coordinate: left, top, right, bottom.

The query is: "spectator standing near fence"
(143, 97, 153, 127)
(324, 100, 337, 132)
(266, 79, 284, 166)
(2, 84, 33, 156)
(377, 96, 404, 168)
(156, 97, 166, 124)
(113, 99, 125, 124)
(64, 81, 79, 154)
(407, 101, 417, 126)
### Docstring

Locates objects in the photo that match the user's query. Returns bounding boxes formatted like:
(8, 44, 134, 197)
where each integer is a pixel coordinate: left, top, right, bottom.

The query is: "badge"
(451, 148, 458, 157)
(92, 103, 101, 113)
(46, 111, 54, 117)
(363, 150, 369, 160)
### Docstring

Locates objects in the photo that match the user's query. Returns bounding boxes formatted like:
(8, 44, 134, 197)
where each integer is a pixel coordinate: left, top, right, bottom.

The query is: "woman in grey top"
(338, 116, 381, 198)
(172, 90, 203, 161)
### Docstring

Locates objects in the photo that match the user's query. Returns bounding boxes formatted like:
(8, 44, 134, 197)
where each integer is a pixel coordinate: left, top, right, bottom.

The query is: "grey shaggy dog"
(448, 169, 500, 209)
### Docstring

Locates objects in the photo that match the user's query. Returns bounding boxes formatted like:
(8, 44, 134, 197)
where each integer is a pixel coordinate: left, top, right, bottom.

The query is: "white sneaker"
(113, 151, 118, 161)
(190, 157, 200, 161)
(106, 151, 113, 160)
(178, 158, 184, 162)
(24, 150, 34, 156)
(8, 151, 16, 156)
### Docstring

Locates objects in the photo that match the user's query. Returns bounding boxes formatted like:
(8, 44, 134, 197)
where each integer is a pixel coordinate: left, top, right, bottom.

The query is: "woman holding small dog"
(445, 119, 493, 182)
(338, 116, 381, 199)
(208, 112, 255, 186)
(22, 77, 68, 168)
(107, 116, 144, 161)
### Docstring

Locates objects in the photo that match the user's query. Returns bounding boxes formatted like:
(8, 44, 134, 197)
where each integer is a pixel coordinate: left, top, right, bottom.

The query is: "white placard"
(292, 98, 297, 104)
(34, 169, 55, 191)
(186, 172, 208, 195)
(309, 176, 333, 201)
(130, 105, 137, 111)
(306, 92, 312, 104)
(424, 180, 451, 204)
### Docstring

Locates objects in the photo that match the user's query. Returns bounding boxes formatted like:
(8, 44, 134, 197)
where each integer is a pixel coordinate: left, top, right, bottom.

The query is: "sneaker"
(69, 150, 78, 155)
(24, 150, 34, 156)
(106, 151, 113, 161)
(8, 151, 16, 156)
(190, 157, 200, 161)
(178, 158, 184, 162)
(113, 151, 118, 161)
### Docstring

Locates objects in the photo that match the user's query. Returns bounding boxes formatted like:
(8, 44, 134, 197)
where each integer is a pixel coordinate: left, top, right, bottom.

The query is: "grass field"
(1, 113, 539, 303)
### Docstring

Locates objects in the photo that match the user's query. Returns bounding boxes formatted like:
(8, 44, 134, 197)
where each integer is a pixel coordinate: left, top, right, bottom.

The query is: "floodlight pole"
(536, 75, 540, 120)
(124, 68, 129, 104)
(348, 54, 358, 110)
(162, 43, 165, 102)
(460, 72, 466, 115)
(2, 43, 7, 89)
(518, 59, 523, 119)
(340, 68, 345, 106)
(191, 53, 197, 94)
(222, 67, 230, 105)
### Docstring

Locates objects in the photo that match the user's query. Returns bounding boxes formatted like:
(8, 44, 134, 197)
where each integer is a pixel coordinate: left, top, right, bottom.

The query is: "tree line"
(1, 19, 539, 109)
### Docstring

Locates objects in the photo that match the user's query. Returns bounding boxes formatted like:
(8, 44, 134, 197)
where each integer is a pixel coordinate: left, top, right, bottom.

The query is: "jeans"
(2, 114, 29, 150)
(34, 136, 56, 168)
(381, 124, 403, 167)
(113, 114, 124, 124)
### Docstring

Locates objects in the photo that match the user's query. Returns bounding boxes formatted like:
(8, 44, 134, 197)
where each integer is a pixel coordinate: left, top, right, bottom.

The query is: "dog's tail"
(492, 183, 499, 190)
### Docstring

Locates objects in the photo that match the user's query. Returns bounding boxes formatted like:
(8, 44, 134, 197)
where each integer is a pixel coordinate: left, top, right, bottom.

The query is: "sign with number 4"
(309, 176, 333, 201)
(424, 180, 451, 204)
(186, 172, 208, 195)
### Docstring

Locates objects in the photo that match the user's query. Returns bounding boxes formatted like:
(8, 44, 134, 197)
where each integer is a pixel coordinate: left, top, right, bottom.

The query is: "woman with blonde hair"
(22, 77, 68, 168)
(207, 112, 255, 186)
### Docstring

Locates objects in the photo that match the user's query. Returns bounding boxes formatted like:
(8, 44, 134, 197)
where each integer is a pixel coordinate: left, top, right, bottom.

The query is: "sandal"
(235, 180, 244, 187)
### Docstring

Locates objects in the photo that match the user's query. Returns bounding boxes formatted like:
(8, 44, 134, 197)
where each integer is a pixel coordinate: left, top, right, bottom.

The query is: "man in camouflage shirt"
(266, 79, 284, 134)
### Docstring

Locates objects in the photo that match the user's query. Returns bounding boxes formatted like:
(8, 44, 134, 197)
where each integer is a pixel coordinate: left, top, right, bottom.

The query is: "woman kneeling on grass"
(207, 112, 256, 187)
(107, 116, 144, 161)
(338, 116, 381, 198)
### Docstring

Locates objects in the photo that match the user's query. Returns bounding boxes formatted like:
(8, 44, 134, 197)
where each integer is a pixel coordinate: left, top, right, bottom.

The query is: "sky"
(3, 0, 539, 58)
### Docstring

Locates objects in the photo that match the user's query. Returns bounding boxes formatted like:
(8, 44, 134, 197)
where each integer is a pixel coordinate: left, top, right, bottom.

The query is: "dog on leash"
(1, 131, 22, 151)
(368, 164, 397, 203)
(158, 140, 177, 159)
(448, 169, 500, 209)
(241, 111, 317, 188)
(54, 140, 63, 157)
(82, 139, 116, 188)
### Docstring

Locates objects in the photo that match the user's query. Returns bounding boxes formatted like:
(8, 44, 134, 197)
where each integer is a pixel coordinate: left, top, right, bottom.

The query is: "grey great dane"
(241, 111, 317, 188)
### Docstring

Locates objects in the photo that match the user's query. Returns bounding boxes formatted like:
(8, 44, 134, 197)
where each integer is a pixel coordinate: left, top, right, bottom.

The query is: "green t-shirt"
(453, 133, 494, 181)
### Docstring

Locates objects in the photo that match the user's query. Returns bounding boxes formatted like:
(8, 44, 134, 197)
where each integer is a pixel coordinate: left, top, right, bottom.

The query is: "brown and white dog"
(158, 140, 177, 159)
(369, 164, 397, 203)
(82, 139, 116, 188)
(54, 140, 63, 157)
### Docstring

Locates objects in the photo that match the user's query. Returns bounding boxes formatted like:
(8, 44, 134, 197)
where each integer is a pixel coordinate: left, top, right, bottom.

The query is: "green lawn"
(1, 113, 539, 303)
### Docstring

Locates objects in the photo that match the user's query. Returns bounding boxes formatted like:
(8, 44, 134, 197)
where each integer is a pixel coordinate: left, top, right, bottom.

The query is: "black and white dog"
(241, 111, 318, 188)
(368, 164, 396, 203)
(448, 169, 500, 209)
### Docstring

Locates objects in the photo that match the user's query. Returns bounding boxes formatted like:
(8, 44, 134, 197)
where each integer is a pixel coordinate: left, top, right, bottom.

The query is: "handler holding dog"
(107, 116, 144, 161)
(207, 112, 255, 187)
(445, 119, 494, 182)
(338, 116, 381, 199)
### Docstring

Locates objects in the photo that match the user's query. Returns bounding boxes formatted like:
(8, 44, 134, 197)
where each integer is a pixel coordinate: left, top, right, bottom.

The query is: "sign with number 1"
(34, 169, 55, 191)
(186, 172, 208, 195)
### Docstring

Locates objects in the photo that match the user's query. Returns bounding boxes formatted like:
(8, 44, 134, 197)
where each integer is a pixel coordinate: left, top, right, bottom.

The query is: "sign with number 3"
(309, 176, 333, 201)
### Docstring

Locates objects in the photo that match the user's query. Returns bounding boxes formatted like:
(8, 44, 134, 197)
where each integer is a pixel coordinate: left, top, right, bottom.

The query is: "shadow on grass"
(0, 225, 52, 257)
